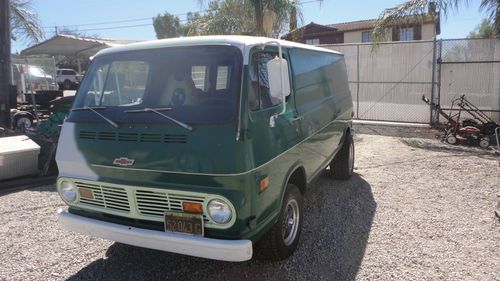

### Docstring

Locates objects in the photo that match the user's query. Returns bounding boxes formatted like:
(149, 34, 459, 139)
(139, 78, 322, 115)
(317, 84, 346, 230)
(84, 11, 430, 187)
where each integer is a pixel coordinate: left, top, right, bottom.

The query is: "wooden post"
(0, 0, 12, 128)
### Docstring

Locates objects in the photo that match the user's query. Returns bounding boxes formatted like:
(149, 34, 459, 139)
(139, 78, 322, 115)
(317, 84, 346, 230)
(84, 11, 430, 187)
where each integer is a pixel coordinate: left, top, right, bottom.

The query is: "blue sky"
(11, 0, 489, 53)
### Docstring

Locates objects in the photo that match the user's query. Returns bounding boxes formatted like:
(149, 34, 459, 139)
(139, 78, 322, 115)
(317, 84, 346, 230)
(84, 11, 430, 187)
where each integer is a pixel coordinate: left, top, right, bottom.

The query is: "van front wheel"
(259, 184, 303, 260)
(330, 134, 354, 180)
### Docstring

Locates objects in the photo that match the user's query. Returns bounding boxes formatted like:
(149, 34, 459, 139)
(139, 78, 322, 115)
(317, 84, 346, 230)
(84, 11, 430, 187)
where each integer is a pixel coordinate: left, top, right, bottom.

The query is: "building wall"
(343, 31, 362, 43)
(422, 23, 436, 40)
(303, 33, 343, 44)
(342, 23, 436, 43)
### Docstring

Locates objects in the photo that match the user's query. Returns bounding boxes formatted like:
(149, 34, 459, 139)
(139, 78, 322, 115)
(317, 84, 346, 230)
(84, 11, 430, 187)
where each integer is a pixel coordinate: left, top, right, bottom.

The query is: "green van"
(56, 36, 354, 262)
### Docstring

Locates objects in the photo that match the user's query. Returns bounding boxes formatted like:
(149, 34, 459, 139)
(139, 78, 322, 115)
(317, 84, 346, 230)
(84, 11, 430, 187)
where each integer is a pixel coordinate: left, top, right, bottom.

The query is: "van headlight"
(207, 199, 232, 224)
(59, 180, 77, 203)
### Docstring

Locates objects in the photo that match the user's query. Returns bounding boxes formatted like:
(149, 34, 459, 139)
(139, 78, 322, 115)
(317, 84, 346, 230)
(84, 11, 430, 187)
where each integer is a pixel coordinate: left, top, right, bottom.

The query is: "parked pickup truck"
(56, 69, 82, 90)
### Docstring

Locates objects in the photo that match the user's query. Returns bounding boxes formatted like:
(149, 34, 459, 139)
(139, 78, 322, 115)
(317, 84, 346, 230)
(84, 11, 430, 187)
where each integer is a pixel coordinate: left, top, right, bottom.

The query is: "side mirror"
(267, 57, 290, 103)
(267, 57, 290, 127)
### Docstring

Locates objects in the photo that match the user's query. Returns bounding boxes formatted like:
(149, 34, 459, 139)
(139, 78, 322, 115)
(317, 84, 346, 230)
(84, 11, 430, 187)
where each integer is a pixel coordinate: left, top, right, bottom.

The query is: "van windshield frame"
(69, 45, 243, 125)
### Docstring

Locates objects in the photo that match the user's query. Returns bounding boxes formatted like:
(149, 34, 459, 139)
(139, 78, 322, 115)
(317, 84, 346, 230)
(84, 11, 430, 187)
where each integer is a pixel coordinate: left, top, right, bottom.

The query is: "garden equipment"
(422, 95, 499, 148)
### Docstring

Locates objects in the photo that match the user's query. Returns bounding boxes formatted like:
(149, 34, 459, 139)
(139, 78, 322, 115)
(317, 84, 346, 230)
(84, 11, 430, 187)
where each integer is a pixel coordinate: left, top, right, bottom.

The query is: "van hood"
(56, 122, 246, 182)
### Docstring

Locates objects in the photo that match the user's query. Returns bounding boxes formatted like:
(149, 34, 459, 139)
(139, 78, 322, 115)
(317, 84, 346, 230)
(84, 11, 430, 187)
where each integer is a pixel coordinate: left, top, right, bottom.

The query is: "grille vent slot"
(79, 131, 97, 139)
(164, 134, 187, 143)
(140, 134, 162, 143)
(97, 132, 116, 141)
(79, 131, 186, 144)
(118, 133, 139, 142)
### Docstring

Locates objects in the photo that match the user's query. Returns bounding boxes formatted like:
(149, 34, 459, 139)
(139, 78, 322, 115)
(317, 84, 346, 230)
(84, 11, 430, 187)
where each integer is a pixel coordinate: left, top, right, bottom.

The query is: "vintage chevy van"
(56, 36, 354, 262)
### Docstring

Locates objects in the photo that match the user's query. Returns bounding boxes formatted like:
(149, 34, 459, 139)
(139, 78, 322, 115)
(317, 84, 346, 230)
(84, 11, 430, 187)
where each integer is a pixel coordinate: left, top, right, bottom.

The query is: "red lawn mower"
(422, 95, 499, 148)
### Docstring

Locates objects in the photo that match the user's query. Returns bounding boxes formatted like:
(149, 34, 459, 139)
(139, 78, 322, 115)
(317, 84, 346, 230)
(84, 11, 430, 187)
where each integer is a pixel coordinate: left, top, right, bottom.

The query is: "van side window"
(290, 49, 344, 113)
(249, 52, 284, 111)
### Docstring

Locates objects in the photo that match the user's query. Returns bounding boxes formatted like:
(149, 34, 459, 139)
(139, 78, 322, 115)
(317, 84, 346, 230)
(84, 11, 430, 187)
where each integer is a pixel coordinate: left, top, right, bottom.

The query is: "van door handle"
(291, 115, 304, 121)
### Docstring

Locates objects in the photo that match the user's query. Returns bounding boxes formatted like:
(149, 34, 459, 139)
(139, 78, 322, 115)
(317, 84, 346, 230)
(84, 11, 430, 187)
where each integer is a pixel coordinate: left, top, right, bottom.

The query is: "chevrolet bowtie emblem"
(113, 157, 135, 167)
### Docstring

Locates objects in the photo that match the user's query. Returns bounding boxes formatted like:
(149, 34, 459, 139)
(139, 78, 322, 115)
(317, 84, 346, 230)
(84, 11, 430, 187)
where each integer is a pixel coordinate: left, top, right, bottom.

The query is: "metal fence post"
(430, 37, 437, 126)
(356, 44, 360, 119)
(436, 39, 442, 122)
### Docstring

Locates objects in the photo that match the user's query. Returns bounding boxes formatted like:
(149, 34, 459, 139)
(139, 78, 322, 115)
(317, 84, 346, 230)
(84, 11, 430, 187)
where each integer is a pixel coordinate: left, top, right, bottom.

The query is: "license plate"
(164, 211, 204, 236)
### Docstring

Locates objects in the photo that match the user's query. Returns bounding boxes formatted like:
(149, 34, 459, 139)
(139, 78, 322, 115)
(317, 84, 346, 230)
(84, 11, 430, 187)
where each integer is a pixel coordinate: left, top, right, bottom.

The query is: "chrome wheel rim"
(348, 141, 354, 174)
(282, 199, 299, 246)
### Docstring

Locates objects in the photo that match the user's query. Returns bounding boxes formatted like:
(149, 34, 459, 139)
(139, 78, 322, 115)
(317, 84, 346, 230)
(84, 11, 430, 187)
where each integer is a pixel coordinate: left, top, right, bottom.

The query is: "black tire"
(258, 184, 303, 261)
(13, 115, 33, 131)
(63, 79, 72, 90)
(330, 133, 354, 180)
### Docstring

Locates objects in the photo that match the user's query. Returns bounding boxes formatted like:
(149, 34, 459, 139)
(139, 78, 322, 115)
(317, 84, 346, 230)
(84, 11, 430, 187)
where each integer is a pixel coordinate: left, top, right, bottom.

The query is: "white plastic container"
(0, 135, 40, 181)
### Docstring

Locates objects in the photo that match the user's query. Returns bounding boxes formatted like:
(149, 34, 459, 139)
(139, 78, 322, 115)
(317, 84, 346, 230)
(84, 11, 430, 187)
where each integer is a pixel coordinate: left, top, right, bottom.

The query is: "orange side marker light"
(182, 202, 204, 214)
(260, 176, 270, 192)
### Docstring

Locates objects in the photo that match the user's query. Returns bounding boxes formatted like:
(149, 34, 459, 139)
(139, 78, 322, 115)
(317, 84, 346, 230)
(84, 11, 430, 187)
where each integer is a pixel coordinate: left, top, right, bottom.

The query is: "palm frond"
(372, 0, 463, 43)
(9, 0, 45, 43)
(479, 0, 497, 21)
(479, 0, 499, 37)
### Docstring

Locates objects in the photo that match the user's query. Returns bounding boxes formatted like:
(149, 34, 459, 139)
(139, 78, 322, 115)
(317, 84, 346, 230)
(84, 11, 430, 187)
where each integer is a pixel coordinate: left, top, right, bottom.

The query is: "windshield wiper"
(72, 106, 119, 128)
(124, 107, 193, 131)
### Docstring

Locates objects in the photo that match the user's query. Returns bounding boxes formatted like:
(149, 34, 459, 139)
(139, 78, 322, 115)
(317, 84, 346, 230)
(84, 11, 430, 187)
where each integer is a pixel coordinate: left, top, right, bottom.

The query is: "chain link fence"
(322, 38, 500, 124)
(438, 38, 500, 123)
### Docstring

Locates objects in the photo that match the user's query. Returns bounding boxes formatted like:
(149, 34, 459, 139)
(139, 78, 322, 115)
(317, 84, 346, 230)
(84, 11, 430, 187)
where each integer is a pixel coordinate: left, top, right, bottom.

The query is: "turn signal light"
(79, 188, 93, 200)
(182, 202, 203, 214)
(259, 176, 270, 192)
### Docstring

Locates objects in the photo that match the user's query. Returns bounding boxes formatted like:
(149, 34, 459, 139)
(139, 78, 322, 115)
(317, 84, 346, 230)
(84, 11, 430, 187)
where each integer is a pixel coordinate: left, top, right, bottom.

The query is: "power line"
(42, 0, 323, 30)
(43, 17, 152, 29)
(53, 23, 153, 33)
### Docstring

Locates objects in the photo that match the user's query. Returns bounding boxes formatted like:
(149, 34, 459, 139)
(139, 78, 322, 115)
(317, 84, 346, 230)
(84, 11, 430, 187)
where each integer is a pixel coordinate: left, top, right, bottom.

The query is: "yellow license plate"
(164, 212, 204, 236)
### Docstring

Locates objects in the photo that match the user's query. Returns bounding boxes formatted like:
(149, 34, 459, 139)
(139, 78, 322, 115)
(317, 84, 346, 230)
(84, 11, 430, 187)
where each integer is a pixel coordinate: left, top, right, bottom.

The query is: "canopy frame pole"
(77, 55, 82, 74)
(74, 44, 102, 74)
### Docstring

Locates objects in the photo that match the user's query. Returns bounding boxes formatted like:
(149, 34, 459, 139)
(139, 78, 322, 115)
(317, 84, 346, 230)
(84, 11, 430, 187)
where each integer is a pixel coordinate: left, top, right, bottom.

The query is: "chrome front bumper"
(57, 209, 253, 262)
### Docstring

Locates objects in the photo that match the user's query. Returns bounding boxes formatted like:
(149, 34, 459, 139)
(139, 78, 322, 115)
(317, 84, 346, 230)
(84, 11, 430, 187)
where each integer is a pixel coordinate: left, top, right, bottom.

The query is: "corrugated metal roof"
(21, 34, 141, 57)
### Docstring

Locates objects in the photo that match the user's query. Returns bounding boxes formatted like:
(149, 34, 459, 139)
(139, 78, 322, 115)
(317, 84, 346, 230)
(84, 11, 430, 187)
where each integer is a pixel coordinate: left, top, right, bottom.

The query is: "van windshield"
(70, 46, 243, 125)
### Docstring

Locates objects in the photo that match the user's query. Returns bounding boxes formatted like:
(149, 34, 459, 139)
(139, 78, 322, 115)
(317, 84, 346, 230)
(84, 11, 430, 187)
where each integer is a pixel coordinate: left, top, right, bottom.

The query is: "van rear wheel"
(258, 184, 303, 261)
(330, 133, 354, 180)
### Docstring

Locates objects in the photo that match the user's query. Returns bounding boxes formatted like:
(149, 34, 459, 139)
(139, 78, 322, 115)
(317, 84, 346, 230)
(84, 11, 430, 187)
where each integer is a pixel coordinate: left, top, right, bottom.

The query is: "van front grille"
(135, 190, 208, 222)
(78, 131, 186, 144)
(72, 181, 216, 225)
(75, 182, 130, 212)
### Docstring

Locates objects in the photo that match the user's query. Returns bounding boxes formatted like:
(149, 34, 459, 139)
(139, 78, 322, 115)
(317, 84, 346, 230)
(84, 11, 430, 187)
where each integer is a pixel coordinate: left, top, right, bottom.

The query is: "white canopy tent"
(20, 34, 141, 73)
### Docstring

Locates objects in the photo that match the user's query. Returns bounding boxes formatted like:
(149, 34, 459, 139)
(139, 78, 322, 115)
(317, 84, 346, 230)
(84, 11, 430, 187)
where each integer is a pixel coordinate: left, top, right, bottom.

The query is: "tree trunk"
(495, 1, 500, 38)
(289, 2, 297, 31)
(254, 0, 264, 36)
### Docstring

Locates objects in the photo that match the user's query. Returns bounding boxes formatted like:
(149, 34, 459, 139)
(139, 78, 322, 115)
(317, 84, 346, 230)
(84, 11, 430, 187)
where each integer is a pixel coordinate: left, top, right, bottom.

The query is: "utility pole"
(0, 0, 11, 129)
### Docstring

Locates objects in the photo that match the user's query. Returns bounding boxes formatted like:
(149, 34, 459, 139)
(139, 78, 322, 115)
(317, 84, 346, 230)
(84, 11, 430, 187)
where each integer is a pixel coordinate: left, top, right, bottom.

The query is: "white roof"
(21, 34, 141, 57)
(95, 35, 342, 59)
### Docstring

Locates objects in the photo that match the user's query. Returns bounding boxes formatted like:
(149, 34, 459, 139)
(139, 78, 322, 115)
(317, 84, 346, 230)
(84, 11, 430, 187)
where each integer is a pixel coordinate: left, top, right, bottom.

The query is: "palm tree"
(372, 0, 500, 42)
(10, 0, 45, 43)
(197, 0, 316, 37)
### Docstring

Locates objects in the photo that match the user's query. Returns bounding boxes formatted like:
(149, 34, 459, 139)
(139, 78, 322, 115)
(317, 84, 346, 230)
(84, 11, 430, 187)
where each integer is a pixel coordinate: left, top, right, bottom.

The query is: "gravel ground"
(0, 130, 498, 281)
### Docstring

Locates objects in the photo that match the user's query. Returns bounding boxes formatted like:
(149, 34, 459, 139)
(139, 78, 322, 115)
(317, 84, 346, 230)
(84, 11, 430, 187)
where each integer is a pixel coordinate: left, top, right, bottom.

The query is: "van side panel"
(289, 49, 351, 181)
(244, 47, 353, 235)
